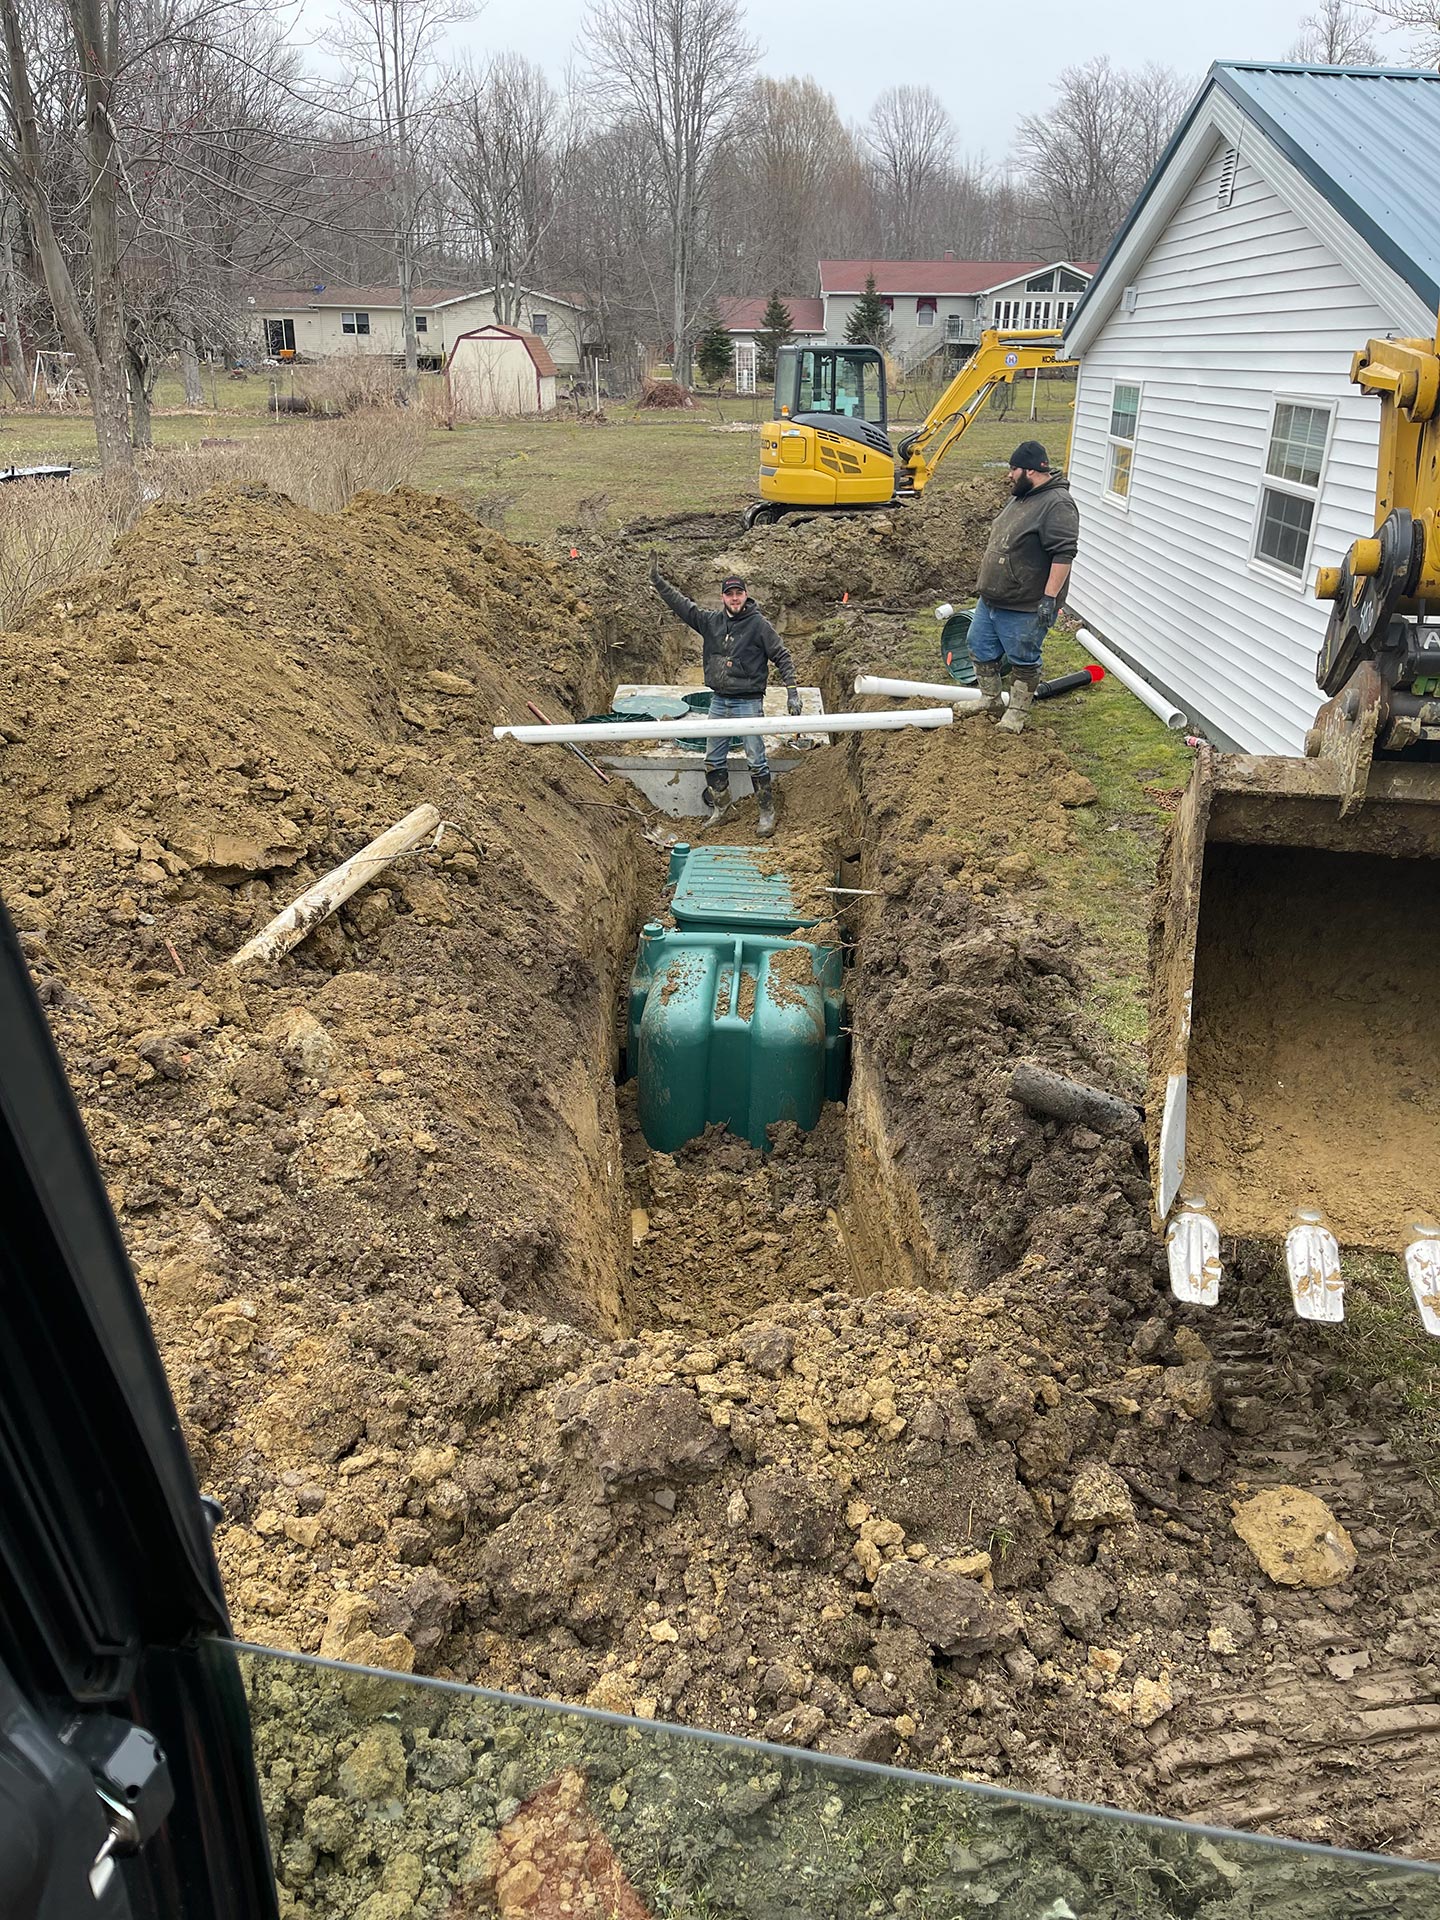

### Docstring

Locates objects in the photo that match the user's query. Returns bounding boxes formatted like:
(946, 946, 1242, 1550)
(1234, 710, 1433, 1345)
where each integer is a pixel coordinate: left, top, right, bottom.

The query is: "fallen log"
(1008, 1062, 1142, 1137)
(229, 803, 441, 969)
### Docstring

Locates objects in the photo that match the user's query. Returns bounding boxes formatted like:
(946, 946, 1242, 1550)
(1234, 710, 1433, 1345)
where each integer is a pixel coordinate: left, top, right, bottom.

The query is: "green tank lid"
(667, 845, 815, 933)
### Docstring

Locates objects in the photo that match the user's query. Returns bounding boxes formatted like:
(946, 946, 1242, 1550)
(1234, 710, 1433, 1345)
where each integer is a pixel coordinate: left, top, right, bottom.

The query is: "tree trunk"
(0, 0, 133, 471)
(179, 331, 203, 407)
(672, 230, 688, 385)
(0, 211, 26, 400)
(74, 0, 134, 471)
(389, 1, 418, 387)
(126, 339, 152, 450)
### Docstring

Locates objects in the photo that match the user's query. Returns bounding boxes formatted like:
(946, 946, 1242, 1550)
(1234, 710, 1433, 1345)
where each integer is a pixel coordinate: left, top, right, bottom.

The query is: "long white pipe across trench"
(492, 708, 956, 744)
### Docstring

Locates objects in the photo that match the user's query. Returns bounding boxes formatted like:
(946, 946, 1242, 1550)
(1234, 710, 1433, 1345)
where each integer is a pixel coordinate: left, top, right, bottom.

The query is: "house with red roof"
(818, 257, 1094, 362)
(715, 295, 825, 391)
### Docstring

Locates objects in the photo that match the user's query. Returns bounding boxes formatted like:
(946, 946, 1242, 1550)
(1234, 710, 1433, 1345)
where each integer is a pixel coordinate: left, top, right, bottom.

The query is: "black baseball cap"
(721, 574, 747, 592)
(1008, 440, 1051, 472)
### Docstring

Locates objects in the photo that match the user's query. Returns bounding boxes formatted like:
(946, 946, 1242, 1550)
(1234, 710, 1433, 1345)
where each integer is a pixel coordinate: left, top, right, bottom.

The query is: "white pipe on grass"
(855, 674, 987, 704)
(493, 708, 955, 744)
(1075, 628, 1187, 732)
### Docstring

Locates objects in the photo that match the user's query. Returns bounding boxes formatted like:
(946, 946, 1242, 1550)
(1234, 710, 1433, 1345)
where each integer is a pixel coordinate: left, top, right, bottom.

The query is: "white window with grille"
(734, 341, 756, 395)
(341, 310, 370, 336)
(1105, 381, 1141, 503)
(1252, 399, 1333, 581)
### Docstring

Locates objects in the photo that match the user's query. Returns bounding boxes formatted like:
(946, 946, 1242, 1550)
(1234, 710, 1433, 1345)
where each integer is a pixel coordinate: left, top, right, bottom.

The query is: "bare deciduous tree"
(582, 0, 756, 384)
(331, 0, 471, 382)
(442, 52, 573, 325)
(865, 84, 955, 256)
(1017, 57, 1190, 262)
(0, 0, 134, 471)
(1289, 0, 1383, 59)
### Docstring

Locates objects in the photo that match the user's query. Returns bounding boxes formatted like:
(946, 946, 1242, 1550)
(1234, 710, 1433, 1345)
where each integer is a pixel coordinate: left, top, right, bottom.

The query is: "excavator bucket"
(1150, 746, 1440, 1331)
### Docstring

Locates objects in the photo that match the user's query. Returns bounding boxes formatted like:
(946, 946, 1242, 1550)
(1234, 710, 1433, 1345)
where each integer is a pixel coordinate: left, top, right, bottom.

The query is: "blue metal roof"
(1215, 64, 1440, 311)
(1071, 64, 1440, 337)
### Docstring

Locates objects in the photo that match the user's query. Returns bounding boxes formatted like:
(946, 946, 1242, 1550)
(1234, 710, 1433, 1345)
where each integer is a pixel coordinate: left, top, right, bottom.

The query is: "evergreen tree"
(755, 289, 794, 382)
(844, 273, 893, 351)
(695, 313, 735, 386)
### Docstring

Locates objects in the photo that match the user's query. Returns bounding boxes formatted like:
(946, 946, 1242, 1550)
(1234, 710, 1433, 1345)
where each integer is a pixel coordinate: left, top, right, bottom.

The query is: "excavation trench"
(550, 679, 945, 1351)
(8, 486, 1440, 1878)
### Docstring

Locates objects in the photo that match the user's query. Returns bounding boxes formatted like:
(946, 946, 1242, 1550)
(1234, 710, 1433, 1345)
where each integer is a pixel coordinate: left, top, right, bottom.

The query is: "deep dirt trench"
(4, 484, 1440, 1910)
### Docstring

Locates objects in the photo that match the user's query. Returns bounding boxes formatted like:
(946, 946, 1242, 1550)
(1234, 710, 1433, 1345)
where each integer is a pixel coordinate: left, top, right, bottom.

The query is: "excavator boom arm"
(900, 330, 1075, 493)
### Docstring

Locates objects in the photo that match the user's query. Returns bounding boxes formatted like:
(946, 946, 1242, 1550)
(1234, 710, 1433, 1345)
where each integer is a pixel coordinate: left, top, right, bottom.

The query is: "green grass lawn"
(0, 369, 1076, 544)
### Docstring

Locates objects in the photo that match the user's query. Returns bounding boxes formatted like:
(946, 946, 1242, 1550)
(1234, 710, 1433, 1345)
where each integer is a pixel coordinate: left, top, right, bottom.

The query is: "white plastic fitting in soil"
(1074, 629, 1188, 731)
(492, 708, 956, 744)
(854, 675, 988, 705)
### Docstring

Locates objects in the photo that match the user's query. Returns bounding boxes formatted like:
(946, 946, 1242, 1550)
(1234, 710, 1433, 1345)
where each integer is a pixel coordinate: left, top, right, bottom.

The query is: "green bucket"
(940, 609, 976, 685)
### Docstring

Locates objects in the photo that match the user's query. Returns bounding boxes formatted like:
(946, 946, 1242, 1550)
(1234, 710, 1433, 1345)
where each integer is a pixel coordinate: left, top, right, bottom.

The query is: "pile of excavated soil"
(570, 473, 1005, 665)
(0, 481, 661, 1630)
(8, 482, 1440, 1907)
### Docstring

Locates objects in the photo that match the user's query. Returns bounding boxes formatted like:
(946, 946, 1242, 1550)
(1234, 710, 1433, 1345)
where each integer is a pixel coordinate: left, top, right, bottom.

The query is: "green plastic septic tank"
(628, 923, 846, 1152)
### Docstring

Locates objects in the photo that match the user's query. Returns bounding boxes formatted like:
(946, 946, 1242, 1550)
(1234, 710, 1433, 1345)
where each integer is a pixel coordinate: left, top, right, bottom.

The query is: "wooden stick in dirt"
(525, 699, 611, 783)
(229, 804, 441, 969)
(1008, 1062, 1142, 1137)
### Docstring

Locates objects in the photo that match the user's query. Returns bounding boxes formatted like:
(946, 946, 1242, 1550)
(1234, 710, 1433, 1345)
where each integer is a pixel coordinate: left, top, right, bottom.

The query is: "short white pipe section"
(1075, 628, 1187, 731)
(855, 674, 985, 704)
(493, 708, 955, 744)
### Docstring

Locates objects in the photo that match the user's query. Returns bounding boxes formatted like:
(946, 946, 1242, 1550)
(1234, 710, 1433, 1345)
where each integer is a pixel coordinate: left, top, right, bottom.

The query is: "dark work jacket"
(652, 573, 797, 697)
(976, 473, 1081, 611)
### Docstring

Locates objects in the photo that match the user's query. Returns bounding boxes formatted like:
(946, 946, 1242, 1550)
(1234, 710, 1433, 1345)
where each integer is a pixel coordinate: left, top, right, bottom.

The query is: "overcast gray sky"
(418, 0, 1405, 166)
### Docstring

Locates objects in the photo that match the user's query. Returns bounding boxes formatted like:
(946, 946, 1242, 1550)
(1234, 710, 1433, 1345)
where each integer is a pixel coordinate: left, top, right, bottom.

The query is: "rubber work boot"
(997, 665, 1041, 734)
(701, 770, 731, 821)
(973, 661, 1005, 718)
(754, 774, 776, 839)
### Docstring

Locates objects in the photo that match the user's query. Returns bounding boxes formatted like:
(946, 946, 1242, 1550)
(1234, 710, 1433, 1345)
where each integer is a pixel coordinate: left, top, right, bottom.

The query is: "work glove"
(786, 688, 803, 717)
(649, 558, 662, 586)
(1035, 594, 1059, 631)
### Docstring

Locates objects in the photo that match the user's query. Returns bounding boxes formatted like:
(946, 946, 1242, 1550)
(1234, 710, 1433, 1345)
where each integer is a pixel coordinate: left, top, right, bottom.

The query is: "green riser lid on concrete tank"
(627, 924, 846, 1153)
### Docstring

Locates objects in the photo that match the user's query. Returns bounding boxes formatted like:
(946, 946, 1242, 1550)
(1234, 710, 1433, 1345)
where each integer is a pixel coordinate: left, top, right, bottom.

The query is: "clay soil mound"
(0, 482, 657, 1639)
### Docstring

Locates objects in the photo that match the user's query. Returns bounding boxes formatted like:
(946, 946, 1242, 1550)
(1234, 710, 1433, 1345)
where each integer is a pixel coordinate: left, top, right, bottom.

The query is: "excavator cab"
(748, 345, 897, 526)
(1152, 319, 1440, 1335)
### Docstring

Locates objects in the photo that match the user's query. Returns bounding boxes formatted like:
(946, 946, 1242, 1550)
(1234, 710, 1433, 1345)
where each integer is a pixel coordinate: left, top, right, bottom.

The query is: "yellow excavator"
(1153, 317, 1440, 1336)
(743, 330, 1073, 529)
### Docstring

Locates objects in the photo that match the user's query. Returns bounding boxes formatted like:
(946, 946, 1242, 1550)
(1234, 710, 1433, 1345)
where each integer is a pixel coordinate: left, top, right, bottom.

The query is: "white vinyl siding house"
(1064, 65, 1440, 756)
(253, 287, 588, 370)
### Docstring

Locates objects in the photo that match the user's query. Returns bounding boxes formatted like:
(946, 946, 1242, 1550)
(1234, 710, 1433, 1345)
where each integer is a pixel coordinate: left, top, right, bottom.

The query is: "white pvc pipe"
(855, 675, 986, 704)
(1075, 628, 1187, 731)
(493, 708, 955, 744)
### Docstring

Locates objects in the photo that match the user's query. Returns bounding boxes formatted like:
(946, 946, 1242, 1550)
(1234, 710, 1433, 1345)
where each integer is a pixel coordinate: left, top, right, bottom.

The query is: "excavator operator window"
(789, 348, 886, 427)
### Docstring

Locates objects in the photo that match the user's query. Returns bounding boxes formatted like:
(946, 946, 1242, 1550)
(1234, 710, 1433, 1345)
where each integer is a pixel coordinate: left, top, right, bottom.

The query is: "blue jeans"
(704, 694, 768, 777)
(967, 597, 1046, 671)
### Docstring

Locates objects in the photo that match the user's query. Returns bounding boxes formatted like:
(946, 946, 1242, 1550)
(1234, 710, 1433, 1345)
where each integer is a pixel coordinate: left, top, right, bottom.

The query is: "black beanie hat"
(1008, 440, 1051, 472)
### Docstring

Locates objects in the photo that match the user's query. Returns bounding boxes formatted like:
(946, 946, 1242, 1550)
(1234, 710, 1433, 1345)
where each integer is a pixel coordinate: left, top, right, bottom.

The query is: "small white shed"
(446, 325, 558, 417)
(1063, 63, 1440, 754)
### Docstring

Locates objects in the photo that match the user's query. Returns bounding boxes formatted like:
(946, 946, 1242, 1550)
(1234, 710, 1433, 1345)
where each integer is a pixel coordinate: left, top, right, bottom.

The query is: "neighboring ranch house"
(1063, 63, 1440, 755)
(817, 258, 1094, 364)
(252, 286, 588, 371)
(446, 326, 558, 416)
(716, 296, 825, 392)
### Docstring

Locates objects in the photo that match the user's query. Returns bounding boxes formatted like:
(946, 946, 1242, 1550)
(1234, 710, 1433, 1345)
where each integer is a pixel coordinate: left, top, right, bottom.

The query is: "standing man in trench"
(967, 439, 1081, 734)
(649, 562, 801, 837)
